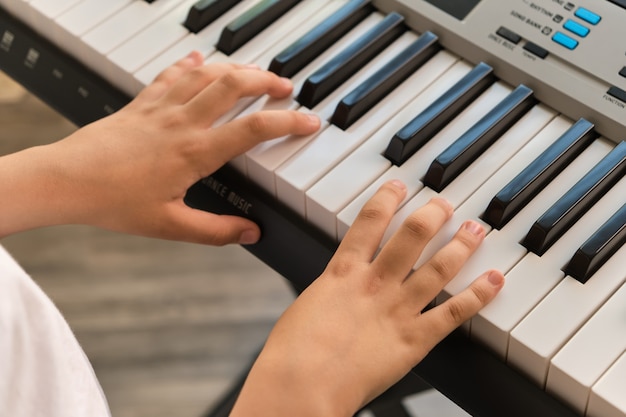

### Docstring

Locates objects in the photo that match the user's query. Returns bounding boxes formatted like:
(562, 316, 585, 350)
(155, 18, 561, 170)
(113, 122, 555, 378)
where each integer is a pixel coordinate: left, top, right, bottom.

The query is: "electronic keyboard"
(1, 1, 625, 416)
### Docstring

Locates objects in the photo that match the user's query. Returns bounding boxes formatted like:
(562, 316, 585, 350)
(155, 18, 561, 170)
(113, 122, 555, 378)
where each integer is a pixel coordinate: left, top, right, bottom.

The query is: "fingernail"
(464, 220, 484, 236)
(390, 179, 406, 191)
(307, 114, 320, 127)
(280, 77, 293, 88)
(432, 197, 453, 215)
(239, 230, 260, 245)
(185, 50, 203, 64)
(244, 63, 260, 69)
(487, 270, 504, 287)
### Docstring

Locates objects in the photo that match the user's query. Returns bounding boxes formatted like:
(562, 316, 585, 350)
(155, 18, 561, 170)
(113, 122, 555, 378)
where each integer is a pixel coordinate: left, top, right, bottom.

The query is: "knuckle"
(161, 109, 190, 128)
(426, 256, 453, 281)
(185, 66, 213, 86)
(244, 113, 270, 135)
(326, 258, 354, 278)
(217, 71, 241, 91)
(287, 110, 304, 128)
(456, 232, 478, 254)
(443, 299, 468, 325)
(358, 204, 386, 223)
(153, 69, 175, 85)
(403, 214, 434, 241)
(470, 282, 491, 305)
(457, 224, 483, 251)
(378, 181, 405, 203)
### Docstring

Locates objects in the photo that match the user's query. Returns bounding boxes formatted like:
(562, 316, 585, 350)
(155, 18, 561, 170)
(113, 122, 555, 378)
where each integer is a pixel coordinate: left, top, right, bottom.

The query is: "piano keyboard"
(1, 1, 625, 416)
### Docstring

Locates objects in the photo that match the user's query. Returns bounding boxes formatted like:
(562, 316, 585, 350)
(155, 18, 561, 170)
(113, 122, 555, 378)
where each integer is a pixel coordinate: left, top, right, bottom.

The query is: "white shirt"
(0, 245, 110, 417)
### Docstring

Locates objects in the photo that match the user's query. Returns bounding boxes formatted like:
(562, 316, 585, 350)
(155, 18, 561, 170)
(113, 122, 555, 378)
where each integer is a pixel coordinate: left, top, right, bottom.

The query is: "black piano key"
(216, 0, 301, 56)
(296, 12, 406, 109)
(330, 31, 440, 130)
(423, 84, 536, 192)
(269, 0, 374, 78)
(184, 0, 242, 33)
(482, 118, 597, 230)
(564, 202, 626, 283)
(523, 141, 626, 256)
(383, 62, 495, 166)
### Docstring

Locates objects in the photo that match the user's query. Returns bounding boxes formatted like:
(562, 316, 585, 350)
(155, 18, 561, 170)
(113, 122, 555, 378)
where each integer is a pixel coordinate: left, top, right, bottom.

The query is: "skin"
(0, 51, 320, 244)
(0, 52, 504, 416)
(232, 182, 503, 416)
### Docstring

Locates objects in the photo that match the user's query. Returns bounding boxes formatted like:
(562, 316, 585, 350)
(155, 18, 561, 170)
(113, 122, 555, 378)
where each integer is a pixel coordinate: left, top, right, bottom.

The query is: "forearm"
(0, 143, 80, 237)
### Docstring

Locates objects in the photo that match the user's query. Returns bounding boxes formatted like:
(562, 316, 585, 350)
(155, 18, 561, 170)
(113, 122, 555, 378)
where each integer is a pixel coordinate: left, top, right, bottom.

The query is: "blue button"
(575, 7, 601, 25)
(564, 19, 590, 37)
(552, 32, 579, 49)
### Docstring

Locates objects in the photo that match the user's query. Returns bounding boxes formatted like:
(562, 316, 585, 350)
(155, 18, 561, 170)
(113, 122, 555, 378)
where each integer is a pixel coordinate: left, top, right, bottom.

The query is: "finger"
(415, 270, 504, 354)
(135, 51, 205, 103)
(371, 198, 453, 282)
(404, 219, 485, 305)
(201, 110, 321, 169)
(158, 61, 247, 106)
(185, 69, 295, 124)
(333, 181, 407, 262)
(161, 202, 262, 246)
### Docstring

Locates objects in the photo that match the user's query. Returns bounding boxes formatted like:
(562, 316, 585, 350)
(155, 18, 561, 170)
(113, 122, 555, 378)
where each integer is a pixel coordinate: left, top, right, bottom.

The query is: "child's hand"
(1, 52, 320, 243)
(232, 180, 504, 417)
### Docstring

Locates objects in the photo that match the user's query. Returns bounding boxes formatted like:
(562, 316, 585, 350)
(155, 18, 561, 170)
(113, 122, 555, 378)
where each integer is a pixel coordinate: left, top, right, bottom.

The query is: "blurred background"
(0, 69, 295, 417)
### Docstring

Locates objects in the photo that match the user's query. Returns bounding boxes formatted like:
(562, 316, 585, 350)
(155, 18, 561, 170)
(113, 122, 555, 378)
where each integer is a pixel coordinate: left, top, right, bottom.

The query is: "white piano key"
(243, 105, 325, 192)
(402, 116, 570, 272)
(545, 282, 626, 414)
(471, 140, 619, 359)
(382, 103, 555, 259)
(30, 0, 83, 19)
(132, 0, 260, 93)
(274, 32, 421, 215)
(440, 105, 555, 204)
(418, 104, 554, 208)
(504, 175, 626, 386)
(203, 0, 360, 128)
(56, 0, 132, 38)
(224, 13, 386, 190)
(54, 0, 133, 66)
(27, 0, 84, 44)
(79, 0, 188, 80)
(436, 139, 612, 304)
(334, 74, 508, 240)
(82, 0, 186, 54)
(248, 0, 351, 71)
(305, 51, 461, 239)
(588, 351, 626, 417)
(204, 0, 335, 67)
(376, 82, 511, 244)
(295, 20, 413, 122)
(106, 0, 198, 94)
(506, 239, 626, 386)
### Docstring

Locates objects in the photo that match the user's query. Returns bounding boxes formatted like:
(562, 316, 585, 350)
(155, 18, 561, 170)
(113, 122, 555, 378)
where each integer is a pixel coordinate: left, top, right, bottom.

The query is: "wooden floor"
(0, 72, 295, 417)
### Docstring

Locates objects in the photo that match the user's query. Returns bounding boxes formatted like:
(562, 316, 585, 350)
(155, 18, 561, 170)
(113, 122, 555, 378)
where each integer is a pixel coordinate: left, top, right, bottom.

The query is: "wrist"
(230, 348, 363, 417)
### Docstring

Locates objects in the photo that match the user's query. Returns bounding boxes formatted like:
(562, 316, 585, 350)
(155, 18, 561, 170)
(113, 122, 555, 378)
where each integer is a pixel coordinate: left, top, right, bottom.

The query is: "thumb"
(167, 203, 261, 246)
